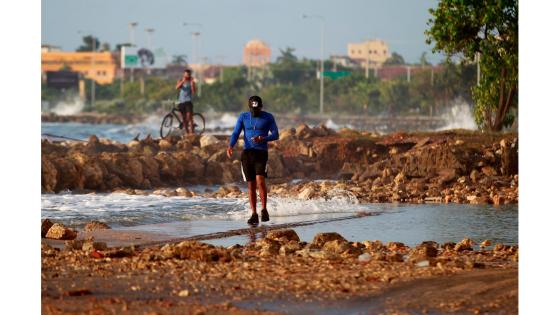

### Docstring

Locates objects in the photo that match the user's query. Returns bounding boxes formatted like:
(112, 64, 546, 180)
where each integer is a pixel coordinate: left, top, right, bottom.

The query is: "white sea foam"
(50, 97, 85, 115)
(41, 189, 369, 227)
(437, 100, 478, 130)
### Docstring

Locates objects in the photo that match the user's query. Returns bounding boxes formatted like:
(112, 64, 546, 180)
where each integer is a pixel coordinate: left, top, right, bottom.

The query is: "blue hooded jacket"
(229, 111, 279, 150)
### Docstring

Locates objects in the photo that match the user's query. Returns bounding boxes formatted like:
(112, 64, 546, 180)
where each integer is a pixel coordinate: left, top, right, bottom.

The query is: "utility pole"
(406, 66, 411, 83)
(303, 14, 325, 114)
(365, 41, 370, 79)
(183, 22, 203, 96)
(128, 22, 138, 82)
(91, 36, 96, 109)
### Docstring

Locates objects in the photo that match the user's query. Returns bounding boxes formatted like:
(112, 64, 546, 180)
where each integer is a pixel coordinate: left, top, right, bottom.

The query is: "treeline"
(42, 49, 476, 116)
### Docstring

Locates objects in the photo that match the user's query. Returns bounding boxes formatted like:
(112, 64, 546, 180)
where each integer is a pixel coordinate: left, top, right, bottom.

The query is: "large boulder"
(41, 157, 58, 192)
(199, 135, 220, 148)
(295, 124, 313, 139)
(84, 220, 111, 232)
(267, 150, 286, 178)
(41, 219, 54, 238)
(266, 229, 300, 243)
(45, 223, 77, 240)
(312, 232, 347, 248)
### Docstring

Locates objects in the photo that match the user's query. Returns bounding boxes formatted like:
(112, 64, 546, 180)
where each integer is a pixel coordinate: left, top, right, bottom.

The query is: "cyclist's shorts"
(178, 101, 193, 114)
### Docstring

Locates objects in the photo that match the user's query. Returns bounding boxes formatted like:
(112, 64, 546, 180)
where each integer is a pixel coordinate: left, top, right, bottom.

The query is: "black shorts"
(178, 101, 193, 114)
(241, 149, 268, 182)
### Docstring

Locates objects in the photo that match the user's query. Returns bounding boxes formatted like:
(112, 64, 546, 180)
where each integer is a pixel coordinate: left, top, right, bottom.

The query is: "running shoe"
(260, 208, 270, 222)
(247, 213, 259, 225)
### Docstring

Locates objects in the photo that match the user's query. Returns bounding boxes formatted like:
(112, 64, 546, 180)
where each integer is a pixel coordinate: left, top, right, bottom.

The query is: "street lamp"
(78, 30, 96, 109)
(128, 22, 138, 82)
(145, 28, 155, 49)
(302, 14, 325, 115)
(183, 22, 203, 96)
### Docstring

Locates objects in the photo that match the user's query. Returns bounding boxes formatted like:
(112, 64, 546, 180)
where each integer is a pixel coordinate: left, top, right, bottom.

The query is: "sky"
(41, 0, 445, 65)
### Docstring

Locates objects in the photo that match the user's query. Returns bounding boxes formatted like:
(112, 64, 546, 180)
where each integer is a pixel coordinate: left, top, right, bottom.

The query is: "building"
(330, 55, 359, 69)
(347, 39, 390, 68)
(243, 39, 271, 67)
(41, 51, 118, 84)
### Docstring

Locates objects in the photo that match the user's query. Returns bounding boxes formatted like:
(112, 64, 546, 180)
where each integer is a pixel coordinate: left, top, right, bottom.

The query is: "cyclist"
(227, 95, 279, 225)
(175, 69, 197, 134)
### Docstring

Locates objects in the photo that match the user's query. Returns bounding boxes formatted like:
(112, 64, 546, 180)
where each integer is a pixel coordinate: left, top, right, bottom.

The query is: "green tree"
(426, 0, 518, 131)
(171, 55, 188, 65)
(76, 35, 100, 52)
(384, 52, 405, 65)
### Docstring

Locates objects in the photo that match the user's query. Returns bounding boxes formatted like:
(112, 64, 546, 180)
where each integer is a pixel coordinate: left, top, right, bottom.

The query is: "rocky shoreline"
(42, 112, 146, 125)
(42, 126, 518, 205)
(42, 227, 518, 314)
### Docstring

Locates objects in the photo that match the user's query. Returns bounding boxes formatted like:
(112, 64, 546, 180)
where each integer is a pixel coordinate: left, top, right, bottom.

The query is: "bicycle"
(160, 102, 206, 138)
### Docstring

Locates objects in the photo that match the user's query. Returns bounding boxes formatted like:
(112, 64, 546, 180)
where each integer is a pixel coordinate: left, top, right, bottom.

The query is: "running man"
(175, 69, 197, 134)
(227, 95, 279, 225)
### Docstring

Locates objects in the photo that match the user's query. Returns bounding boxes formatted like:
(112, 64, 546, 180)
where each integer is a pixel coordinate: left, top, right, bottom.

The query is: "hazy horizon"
(42, 0, 446, 65)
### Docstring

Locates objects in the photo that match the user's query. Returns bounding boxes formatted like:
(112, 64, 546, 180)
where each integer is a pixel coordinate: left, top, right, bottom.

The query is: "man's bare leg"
(248, 180, 257, 215)
(186, 112, 194, 134)
(256, 175, 267, 210)
(182, 112, 188, 134)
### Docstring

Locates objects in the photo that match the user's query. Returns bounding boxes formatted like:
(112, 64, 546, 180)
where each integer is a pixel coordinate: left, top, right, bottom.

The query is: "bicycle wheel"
(192, 113, 206, 135)
(160, 113, 179, 138)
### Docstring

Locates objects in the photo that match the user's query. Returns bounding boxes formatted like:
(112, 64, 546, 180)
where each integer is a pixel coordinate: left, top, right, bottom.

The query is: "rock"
(500, 138, 518, 175)
(45, 223, 77, 240)
(362, 240, 384, 251)
(279, 241, 302, 256)
(82, 241, 108, 251)
(41, 219, 54, 238)
(295, 124, 313, 139)
(298, 187, 315, 200)
(267, 150, 286, 178)
(387, 252, 404, 262)
(492, 194, 505, 205)
(279, 128, 295, 141)
(266, 229, 300, 243)
(41, 157, 58, 192)
(481, 166, 497, 177)
(480, 240, 492, 248)
(158, 139, 173, 151)
(64, 239, 85, 251)
(394, 172, 405, 185)
(176, 187, 193, 197)
(470, 170, 480, 183)
(358, 253, 372, 262)
(441, 242, 456, 250)
(415, 260, 430, 267)
(83, 221, 111, 232)
(178, 289, 190, 297)
(322, 239, 351, 254)
(414, 244, 438, 258)
(386, 242, 406, 252)
(199, 135, 220, 148)
(312, 232, 347, 248)
(455, 238, 475, 251)
(455, 139, 465, 145)
(256, 238, 281, 256)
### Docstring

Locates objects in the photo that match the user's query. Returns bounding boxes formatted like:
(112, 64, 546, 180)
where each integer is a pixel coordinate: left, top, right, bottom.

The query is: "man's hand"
(227, 146, 233, 159)
(252, 135, 265, 143)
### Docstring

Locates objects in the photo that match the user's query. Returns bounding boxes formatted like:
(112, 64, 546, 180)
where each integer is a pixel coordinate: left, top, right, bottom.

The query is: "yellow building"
(41, 51, 118, 84)
(348, 39, 390, 68)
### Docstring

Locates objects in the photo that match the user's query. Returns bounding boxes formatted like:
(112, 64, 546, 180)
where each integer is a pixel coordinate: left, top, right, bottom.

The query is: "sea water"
(41, 189, 518, 247)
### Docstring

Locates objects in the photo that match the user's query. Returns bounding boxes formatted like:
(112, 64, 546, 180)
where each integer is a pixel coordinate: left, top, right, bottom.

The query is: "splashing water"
(438, 100, 478, 130)
(50, 97, 85, 116)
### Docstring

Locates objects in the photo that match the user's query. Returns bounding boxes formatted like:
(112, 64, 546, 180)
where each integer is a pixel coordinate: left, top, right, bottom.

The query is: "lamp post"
(183, 23, 203, 96)
(302, 14, 325, 114)
(128, 22, 138, 82)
